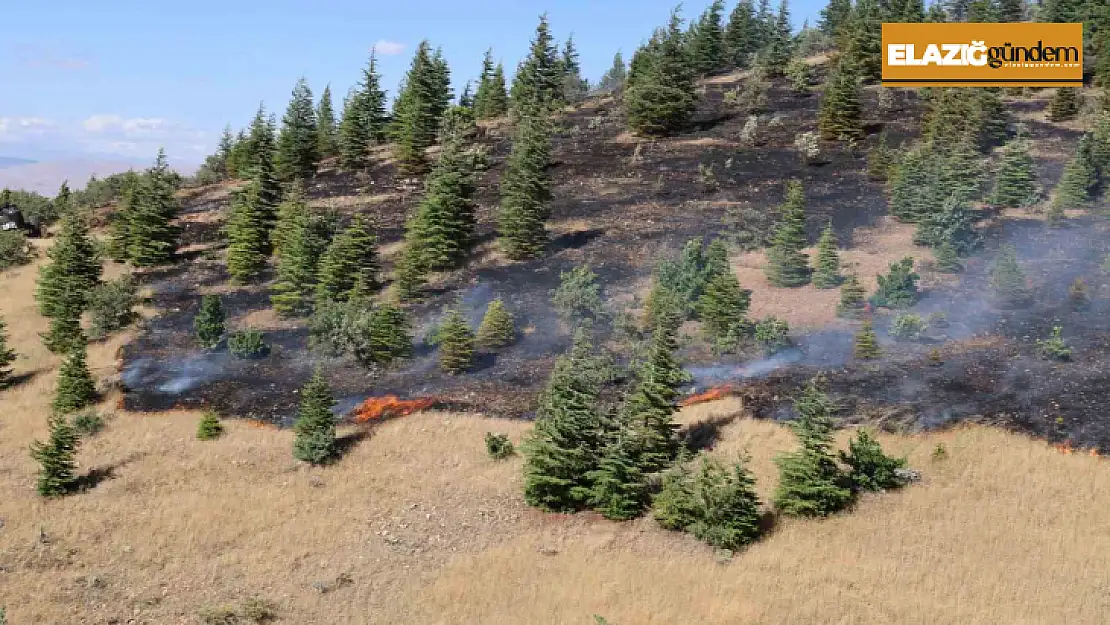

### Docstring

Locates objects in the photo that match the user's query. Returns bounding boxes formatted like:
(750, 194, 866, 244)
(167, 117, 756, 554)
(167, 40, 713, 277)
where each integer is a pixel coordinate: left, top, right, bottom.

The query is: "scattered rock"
(894, 467, 923, 483)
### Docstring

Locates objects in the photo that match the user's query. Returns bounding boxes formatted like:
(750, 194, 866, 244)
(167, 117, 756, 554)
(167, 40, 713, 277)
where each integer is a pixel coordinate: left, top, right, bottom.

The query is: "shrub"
(293, 369, 336, 465)
(1037, 326, 1071, 361)
(653, 454, 763, 551)
(890, 313, 928, 341)
(0, 316, 16, 386)
(773, 382, 854, 517)
(853, 320, 882, 360)
(698, 162, 718, 192)
(1068, 278, 1089, 311)
(989, 244, 1032, 308)
(0, 230, 33, 270)
(476, 298, 516, 347)
(839, 429, 908, 491)
(837, 275, 866, 318)
(228, 329, 270, 359)
(485, 432, 515, 460)
(87, 276, 138, 339)
(754, 317, 790, 354)
(194, 295, 226, 349)
(438, 304, 476, 374)
(739, 115, 760, 145)
(53, 342, 97, 415)
(197, 411, 224, 440)
(786, 57, 812, 93)
(551, 264, 605, 327)
(794, 131, 821, 165)
(869, 257, 920, 309)
(309, 300, 412, 368)
(931, 442, 948, 461)
(198, 597, 277, 624)
(71, 410, 106, 436)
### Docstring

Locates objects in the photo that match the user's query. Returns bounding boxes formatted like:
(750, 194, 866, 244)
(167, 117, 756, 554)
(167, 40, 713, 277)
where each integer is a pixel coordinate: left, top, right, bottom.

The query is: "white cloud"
(14, 45, 93, 71)
(0, 117, 57, 141)
(372, 40, 406, 56)
(82, 114, 168, 136)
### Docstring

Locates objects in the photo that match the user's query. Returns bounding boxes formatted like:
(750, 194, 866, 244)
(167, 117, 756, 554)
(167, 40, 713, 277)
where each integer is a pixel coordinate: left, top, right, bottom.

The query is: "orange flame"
(680, 385, 737, 407)
(1053, 442, 1103, 458)
(1055, 443, 1073, 455)
(245, 419, 278, 430)
(352, 395, 438, 423)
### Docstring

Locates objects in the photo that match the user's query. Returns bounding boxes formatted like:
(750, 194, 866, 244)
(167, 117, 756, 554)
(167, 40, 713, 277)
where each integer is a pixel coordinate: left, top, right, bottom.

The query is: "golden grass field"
(3, 251, 1110, 624)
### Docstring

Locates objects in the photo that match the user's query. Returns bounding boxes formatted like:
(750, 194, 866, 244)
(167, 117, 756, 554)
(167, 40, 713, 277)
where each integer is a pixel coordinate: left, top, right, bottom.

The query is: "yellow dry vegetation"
(2, 254, 1109, 624)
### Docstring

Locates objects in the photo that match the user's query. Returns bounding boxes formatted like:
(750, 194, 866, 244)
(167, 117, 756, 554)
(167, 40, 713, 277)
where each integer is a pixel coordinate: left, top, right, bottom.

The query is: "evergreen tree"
(773, 381, 854, 516)
(697, 270, 752, 340)
(225, 175, 273, 283)
(1048, 87, 1080, 122)
(818, 58, 863, 141)
(867, 130, 895, 181)
(498, 110, 553, 259)
(106, 171, 141, 262)
(292, 368, 337, 465)
(522, 336, 609, 511)
(763, 0, 794, 73)
(688, 0, 727, 75)
(914, 192, 981, 254)
(989, 244, 1032, 307)
(476, 298, 516, 347)
(196, 411, 224, 440)
(560, 35, 590, 102)
(900, 0, 926, 21)
(195, 295, 226, 349)
(316, 84, 339, 159)
(597, 51, 629, 92)
(127, 149, 181, 267)
(316, 215, 379, 303)
(216, 126, 235, 177)
(853, 319, 882, 359)
(243, 105, 279, 177)
(837, 274, 867, 317)
(52, 340, 96, 415)
(511, 14, 564, 114)
(820, 0, 853, 38)
(934, 240, 962, 273)
(458, 82, 474, 109)
(339, 52, 389, 170)
(764, 180, 812, 287)
(869, 256, 920, 308)
(474, 52, 510, 119)
(438, 303, 475, 374)
(843, 0, 883, 82)
(587, 435, 649, 520)
(275, 78, 319, 182)
(725, 0, 760, 66)
(226, 129, 249, 178)
(995, 0, 1024, 21)
(473, 49, 497, 118)
(992, 135, 1037, 208)
(0, 316, 16, 386)
(392, 41, 444, 174)
(30, 415, 80, 497)
(621, 322, 688, 473)
(270, 195, 333, 317)
(840, 429, 908, 490)
(626, 9, 698, 135)
(812, 223, 842, 288)
(655, 454, 764, 549)
(889, 145, 933, 222)
(36, 190, 101, 353)
(402, 126, 478, 271)
(1052, 135, 1098, 210)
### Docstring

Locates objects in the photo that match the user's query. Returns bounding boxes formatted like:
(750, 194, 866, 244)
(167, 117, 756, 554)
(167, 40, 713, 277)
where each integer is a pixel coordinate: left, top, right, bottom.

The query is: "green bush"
(551, 264, 605, 327)
(71, 410, 106, 436)
(869, 257, 920, 309)
(485, 432, 515, 460)
(839, 429, 908, 491)
(0, 230, 33, 270)
(197, 411, 224, 440)
(1037, 326, 1071, 361)
(309, 300, 412, 368)
(194, 295, 226, 349)
(653, 454, 763, 551)
(87, 276, 139, 339)
(754, 317, 790, 354)
(889, 313, 927, 341)
(228, 329, 270, 359)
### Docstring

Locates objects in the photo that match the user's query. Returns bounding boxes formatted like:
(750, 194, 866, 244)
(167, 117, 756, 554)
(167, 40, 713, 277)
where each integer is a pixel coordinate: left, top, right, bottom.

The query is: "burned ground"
(118, 69, 1110, 453)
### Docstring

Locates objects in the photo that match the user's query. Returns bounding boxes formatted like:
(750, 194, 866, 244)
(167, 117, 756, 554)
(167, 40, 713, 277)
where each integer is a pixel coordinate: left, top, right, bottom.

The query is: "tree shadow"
(678, 413, 738, 454)
(2, 368, 43, 390)
(73, 453, 143, 492)
(550, 228, 604, 252)
(334, 428, 372, 460)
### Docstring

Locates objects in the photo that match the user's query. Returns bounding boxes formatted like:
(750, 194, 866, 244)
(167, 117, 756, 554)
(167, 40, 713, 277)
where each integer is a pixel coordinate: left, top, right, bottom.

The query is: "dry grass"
(3, 255, 1110, 624)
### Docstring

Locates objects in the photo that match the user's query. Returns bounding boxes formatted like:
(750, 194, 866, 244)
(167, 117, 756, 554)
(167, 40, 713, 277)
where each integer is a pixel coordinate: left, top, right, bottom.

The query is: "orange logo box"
(881, 22, 1083, 87)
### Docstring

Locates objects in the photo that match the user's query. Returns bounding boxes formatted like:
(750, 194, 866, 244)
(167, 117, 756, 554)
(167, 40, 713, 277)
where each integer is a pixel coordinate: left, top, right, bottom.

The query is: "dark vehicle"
(0, 204, 42, 237)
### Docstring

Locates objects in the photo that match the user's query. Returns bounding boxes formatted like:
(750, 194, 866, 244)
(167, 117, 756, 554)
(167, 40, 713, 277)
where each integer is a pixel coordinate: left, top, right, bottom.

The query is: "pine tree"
(1047, 87, 1080, 122)
(995, 0, 1024, 21)
(689, 0, 727, 75)
(458, 82, 474, 109)
(52, 340, 96, 415)
(697, 270, 752, 340)
(437, 304, 475, 374)
(392, 41, 443, 174)
(473, 49, 498, 118)
(726, 0, 761, 66)
(1052, 135, 1098, 210)
(560, 35, 590, 102)
(812, 223, 842, 288)
(195, 295, 226, 349)
(992, 135, 1037, 209)
(843, 0, 883, 82)
(275, 78, 319, 182)
(292, 369, 337, 465)
(243, 105, 279, 180)
(316, 215, 378, 303)
(820, 0, 853, 38)
(476, 298, 516, 347)
(934, 240, 963, 273)
(626, 10, 697, 136)
(36, 190, 101, 354)
(0, 316, 16, 386)
(773, 381, 854, 516)
(225, 175, 272, 283)
(837, 274, 867, 317)
(818, 58, 863, 141)
(763, 0, 794, 74)
(474, 52, 510, 119)
(196, 411, 224, 440)
(840, 429, 908, 490)
(914, 192, 981, 254)
(900, 0, 926, 21)
(621, 322, 688, 473)
(764, 180, 812, 287)
(215, 126, 235, 177)
(316, 84, 339, 159)
(522, 337, 609, 511)
(402, 127, 478, 270)
(339, 52, 388, 170)
(498, 110, 553, 259)
(106, 172, 140, 262)
(30, 415, 80, 497)
(127, 149, 180, 267)
(511, 14, 564, 114)
(853, 319, 882, 359)
(867, 130, 895, 181)
(989, 244, 1032, 307)
(587, 436, 649, 520)
(655, 454, 764, 549)
(270, 195, 333, 317)
(597, 52, 629, 92)
(870, 256, 920, 309)
(889, 145, 933, 222)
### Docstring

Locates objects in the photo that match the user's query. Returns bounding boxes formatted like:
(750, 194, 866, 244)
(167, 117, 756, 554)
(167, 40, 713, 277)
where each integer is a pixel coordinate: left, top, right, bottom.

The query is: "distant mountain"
(0, 158, 198, 195)
(0, 156, 36, 170)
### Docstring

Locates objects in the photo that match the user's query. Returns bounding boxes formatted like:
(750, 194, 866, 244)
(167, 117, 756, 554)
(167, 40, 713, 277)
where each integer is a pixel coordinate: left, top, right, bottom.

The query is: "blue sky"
(0, 0, 821, 165)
